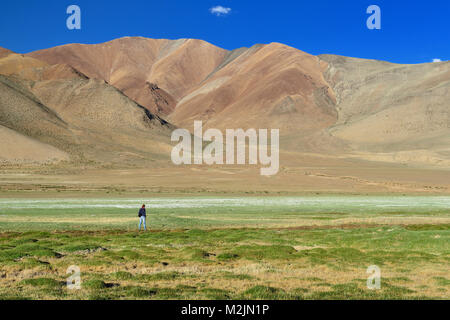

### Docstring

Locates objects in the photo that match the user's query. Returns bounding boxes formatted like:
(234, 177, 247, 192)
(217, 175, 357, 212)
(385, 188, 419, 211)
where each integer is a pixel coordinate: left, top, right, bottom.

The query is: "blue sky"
(0, 0, 449, 64)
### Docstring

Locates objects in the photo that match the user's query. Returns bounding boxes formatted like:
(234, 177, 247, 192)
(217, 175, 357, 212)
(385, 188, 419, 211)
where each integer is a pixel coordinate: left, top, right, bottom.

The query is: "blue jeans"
(138, 216, 147, 230)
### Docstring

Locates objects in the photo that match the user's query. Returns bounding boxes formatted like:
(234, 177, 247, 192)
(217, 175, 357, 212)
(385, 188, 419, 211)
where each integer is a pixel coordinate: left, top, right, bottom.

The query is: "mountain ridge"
(0, 37, 448, 168)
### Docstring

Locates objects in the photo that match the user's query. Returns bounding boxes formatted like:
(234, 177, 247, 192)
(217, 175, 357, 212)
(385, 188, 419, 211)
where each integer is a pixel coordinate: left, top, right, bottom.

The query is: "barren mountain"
(0, 71, 173, 164)
(171, 43, 337, 132)
(0, 50, 87, 81)
(28, 38, 337, 133)
(0, 53, 48, 76)
(28, 37, 228, 115)
(320, 54, 450, 165)
(27, 38, 343, 153)
(0, 74, 73, 163)
(0, 47, 13, 59)
(0, 37, 449, 170)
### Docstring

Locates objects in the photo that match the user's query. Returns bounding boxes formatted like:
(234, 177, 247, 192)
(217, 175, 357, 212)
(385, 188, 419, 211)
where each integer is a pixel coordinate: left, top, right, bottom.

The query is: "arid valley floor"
(0, 162, 449, 300)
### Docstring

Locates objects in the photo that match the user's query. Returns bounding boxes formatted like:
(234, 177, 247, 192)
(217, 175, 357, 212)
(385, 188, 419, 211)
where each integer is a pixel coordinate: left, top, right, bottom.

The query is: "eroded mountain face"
(0, 38, 448, 167)
(27, 38, 228, 116)
(0, 46, 173, 165)
(320, 54, 450, 165)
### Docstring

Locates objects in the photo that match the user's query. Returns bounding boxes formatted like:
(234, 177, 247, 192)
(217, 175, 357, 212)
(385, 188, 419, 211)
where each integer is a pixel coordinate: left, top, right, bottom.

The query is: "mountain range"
(0, 37, 449, 168)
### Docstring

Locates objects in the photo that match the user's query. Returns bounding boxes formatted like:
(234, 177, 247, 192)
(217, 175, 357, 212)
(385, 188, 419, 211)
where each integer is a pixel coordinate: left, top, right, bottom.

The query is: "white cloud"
(432, 58, 442, 63)
(210, 5, 232, 16)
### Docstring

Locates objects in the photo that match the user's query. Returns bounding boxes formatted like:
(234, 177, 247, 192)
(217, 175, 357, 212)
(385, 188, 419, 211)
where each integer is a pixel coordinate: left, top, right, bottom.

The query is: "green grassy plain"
(0, 196, 449, 300)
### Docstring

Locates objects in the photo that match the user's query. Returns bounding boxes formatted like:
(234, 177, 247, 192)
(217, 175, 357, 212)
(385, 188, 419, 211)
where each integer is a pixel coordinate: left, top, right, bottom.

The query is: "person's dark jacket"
(138, 208, 146, 217)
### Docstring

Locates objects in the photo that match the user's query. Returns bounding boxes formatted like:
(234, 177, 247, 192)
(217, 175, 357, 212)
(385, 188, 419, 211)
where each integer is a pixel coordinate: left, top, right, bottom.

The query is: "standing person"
(138, 204, 147, 231)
